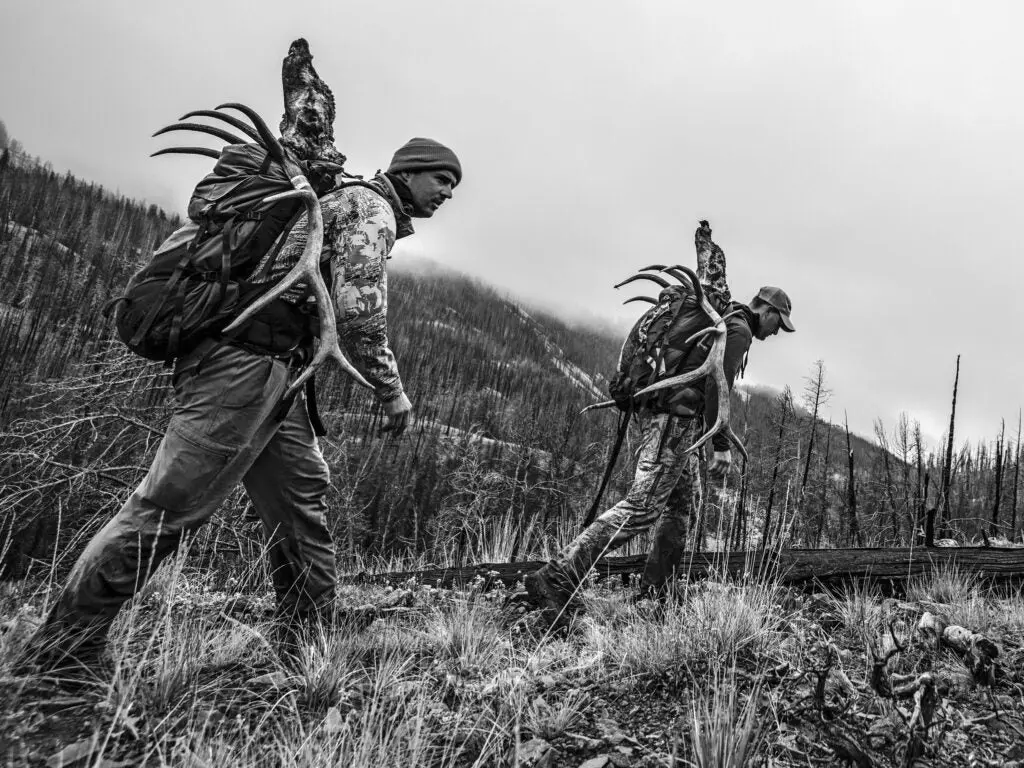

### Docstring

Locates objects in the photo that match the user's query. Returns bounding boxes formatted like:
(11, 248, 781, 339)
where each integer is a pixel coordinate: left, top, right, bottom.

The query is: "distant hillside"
(1, 153, 1016, 578)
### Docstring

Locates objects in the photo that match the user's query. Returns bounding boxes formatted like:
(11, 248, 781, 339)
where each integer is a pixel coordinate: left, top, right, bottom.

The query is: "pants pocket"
(140, 422, 234, 514)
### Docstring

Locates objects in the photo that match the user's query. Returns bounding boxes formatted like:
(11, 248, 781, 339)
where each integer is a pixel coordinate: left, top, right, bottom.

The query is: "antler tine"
(216, 103, 288, 166)
(579, 400, 618, 415)
(663, 267, 703, 300)
(614, 273, 671, 290)
(222, 183, 372, 396)
(634, 264, 706, 304)
(623, 296, 658, 306)
(153, 122, 249, 146)
(180, 110, 262, 142)
(151, 147, 222, 160)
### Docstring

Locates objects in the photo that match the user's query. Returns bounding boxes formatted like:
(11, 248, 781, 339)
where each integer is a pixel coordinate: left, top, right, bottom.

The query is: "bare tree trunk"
(991, 420, 1006, 540)
(815, 419, 834, 547)
(914, 422, 926, 543)
(844, 412, 863, 546)
(762, 388, 793, 550)
(875, 420, 901, 543)
(1012, 413, 1021, 542)
(799, 361, 830, 509)
(941, 355, 960, 530)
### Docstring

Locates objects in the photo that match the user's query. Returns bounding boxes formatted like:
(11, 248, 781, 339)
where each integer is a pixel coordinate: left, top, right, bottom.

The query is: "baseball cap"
(755, 286, 795, 332)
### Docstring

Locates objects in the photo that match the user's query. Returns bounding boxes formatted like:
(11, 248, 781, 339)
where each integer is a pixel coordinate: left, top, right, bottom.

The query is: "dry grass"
(4, 540, 1024, 767)
(583, 579, 784, 687)
(686, 664, 762, 768)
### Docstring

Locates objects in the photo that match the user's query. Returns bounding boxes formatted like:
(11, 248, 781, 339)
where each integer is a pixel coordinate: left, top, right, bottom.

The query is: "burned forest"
(2, 134, 1023, 767)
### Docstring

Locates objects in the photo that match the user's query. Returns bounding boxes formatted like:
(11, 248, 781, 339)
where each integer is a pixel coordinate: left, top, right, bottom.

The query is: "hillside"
(0, 153, 1014, 578)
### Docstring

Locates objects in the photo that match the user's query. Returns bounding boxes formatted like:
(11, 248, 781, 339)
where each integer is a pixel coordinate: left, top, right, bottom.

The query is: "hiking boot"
(524, 563, 579, 619)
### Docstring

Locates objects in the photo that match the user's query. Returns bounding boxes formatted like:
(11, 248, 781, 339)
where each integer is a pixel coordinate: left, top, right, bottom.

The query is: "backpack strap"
(164, 277, 191, 367)
(304, 377, 326, 436)
(128, 251, 192, 352)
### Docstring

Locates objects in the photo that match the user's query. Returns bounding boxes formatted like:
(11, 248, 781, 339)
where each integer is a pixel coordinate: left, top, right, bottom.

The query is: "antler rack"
(582, 264, 747, 461)
(152, 103, 372, 397)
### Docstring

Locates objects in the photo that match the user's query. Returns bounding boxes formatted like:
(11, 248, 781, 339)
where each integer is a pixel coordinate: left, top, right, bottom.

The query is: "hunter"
(526, 221, 794, 615)
(27, 136, 462, 676)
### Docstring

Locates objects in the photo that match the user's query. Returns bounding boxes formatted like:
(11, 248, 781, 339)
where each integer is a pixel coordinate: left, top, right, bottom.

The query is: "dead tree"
(798, 360, 830, 509)
(1011, 413, 1021, 541)
(844, 411, 863, 546)
(814, 419, 834, 547)
(761, 387, 793, 550)
(875, 419, 901, 542)
(940, 355, 960, 531)
(991, 420, 1006, 539)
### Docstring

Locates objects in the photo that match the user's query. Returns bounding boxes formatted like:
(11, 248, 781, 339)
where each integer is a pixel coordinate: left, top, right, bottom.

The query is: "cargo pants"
(549, 412, 702, 595)
(43, 339, 336, 651)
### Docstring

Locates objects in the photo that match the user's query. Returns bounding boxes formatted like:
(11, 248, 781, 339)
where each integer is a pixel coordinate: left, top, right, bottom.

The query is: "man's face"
(754, 306, 783, 340)
(403, 169, 457, 218)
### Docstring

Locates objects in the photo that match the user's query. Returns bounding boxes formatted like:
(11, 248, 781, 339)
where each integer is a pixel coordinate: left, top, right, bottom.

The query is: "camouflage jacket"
(256, 174, 409, 403)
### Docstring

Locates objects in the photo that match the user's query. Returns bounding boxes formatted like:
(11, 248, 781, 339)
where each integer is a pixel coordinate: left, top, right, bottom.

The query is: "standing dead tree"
(814, 418, 834, 546)
(844, 411, 863, 546)
(874, 419, 901, 542)
(798, 360, 830, 500)
(940, 355, 960, 533)
(761, 387, 794, 550)
(990, 420, 1006, 540)
(1011, 413, 1021, 542)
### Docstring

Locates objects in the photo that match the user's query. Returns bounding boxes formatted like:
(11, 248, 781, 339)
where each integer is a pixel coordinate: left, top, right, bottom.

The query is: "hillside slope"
(0, 155, 978, 578)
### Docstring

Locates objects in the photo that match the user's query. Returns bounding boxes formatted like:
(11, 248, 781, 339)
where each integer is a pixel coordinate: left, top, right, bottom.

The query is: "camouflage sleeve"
(321, 190, 404, 403)
(694, 220, 731, 311)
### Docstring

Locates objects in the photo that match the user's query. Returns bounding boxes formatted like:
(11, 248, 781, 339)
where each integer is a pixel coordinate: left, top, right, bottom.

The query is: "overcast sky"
(3, 1, 1022, 448)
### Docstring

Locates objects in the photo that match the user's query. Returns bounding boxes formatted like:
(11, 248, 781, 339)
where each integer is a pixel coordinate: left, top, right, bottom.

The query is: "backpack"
(104, 142, 320, 364)
(607, 278, 718, 417)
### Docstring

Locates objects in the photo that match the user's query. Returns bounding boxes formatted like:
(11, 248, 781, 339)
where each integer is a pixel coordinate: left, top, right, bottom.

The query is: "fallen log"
(339, 546, 1024, 590)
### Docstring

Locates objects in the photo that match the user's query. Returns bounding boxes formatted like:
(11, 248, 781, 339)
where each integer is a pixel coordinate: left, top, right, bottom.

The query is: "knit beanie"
(387, 138, 462, 186)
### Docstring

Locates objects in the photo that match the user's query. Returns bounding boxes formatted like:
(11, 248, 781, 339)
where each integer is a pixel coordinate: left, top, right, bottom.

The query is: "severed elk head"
(583, 264, 748, 462)
(150, 39, 372, 397)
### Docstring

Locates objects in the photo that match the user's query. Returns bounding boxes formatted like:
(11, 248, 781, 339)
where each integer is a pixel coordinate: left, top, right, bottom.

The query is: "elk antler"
(151, 101, 285, 162)
(581, 264, 705, 415)
(208, 101, 371, 395)
(631, 295, 748, 461)
(222, 179, 372, 396)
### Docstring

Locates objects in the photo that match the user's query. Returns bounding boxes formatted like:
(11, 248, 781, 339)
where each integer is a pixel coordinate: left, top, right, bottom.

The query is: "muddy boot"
(524, 563, 580, 623)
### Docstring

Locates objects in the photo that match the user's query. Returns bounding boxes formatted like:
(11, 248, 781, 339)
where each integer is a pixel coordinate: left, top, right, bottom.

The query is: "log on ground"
(339, 547, 1024, 590)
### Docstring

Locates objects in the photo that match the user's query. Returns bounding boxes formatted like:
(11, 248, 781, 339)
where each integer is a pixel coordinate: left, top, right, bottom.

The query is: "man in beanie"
(27, 135, 462, 679)
(526, 221, 794, 620)
(386, 137, 462, 219)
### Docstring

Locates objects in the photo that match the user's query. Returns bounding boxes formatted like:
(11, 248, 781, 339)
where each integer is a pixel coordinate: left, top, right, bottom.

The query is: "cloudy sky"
(2, 1, 1022, 447)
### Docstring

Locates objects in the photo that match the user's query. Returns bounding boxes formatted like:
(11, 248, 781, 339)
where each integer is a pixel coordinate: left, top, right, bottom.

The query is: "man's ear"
(391, 170, 412, 184)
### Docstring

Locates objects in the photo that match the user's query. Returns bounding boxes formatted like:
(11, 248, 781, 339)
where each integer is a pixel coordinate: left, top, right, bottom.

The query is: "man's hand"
(709, 449, 732, 478)
(381, 393, 413, 436)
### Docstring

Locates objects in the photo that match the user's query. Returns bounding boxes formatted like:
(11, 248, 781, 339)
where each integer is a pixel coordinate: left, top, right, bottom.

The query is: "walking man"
(29, 137, 462, 675)
(526, 221, 795, 615)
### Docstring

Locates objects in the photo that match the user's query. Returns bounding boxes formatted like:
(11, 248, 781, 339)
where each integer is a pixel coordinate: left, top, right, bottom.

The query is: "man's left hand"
(381, 393, 413, 436)
(709, 449, 732, 477)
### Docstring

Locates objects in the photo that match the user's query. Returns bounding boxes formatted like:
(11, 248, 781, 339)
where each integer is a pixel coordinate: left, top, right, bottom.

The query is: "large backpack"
(105, 143, 317, 364)
(607, 282, 718, 417)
